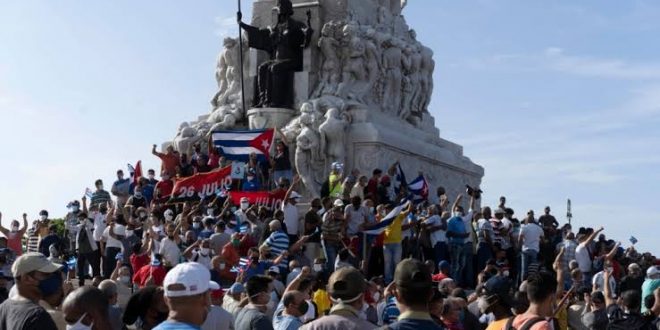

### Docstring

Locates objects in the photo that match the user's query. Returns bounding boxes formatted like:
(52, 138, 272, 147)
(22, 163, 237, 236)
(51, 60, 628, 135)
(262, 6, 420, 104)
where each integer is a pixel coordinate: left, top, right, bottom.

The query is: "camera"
(465, 185, 483, 199)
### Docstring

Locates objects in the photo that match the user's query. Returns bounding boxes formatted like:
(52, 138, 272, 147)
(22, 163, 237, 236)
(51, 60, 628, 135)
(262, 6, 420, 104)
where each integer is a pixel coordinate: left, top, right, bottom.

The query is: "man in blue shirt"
(273, 291, 306, 330)
(385, 258, 445, 329)
(153, 262, 220, 330)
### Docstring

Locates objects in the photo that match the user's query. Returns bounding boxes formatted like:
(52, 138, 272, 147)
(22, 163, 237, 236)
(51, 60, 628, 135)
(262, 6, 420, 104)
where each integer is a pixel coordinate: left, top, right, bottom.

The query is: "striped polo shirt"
(264, 230, 289, 269)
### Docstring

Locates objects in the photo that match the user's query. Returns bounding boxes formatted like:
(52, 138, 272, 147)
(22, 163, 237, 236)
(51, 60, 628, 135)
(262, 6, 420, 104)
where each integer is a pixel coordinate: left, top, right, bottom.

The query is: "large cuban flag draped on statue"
(211, 129, 275, 162)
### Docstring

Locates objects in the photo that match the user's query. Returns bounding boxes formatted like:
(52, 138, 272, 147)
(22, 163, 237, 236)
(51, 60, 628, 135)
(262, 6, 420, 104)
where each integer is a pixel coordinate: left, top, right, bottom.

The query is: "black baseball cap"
(394, 258, 432, 289)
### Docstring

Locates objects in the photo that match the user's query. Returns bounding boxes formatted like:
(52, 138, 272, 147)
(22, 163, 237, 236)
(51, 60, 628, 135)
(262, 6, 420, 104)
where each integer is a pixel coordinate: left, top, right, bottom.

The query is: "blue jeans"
(476, 242, 493, 273)
(324, 243, 339, 272)
(383, 243, 402, 283)
(461, 243, 475, 288)
(433, 242, 448, 265)
(449, 243, 463, 281)
(521, 249, 538, 281)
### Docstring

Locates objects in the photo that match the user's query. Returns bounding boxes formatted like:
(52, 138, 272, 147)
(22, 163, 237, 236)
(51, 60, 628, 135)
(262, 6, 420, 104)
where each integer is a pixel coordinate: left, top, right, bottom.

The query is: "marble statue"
(315, 21, 342, 97)
(173, 122, 202, 156)
(419, 44, 435, 113)
(238, 0, 313, 108)
(211, 36, 249, 109)
(382, 38, 403, 115)
(335, 23, 368, 102)
(319, 107, 351, 166)
(363, 28, 382, 105)
(207, 104, 242, 133)
(295, 111, 324, 198)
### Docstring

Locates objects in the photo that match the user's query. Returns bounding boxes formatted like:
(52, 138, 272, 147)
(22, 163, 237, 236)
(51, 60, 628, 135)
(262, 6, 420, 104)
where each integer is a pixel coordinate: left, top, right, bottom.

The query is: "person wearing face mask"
(0, 252, 63, 329)
(112, 170, 131, 208)
(124, 286, 169, 330)
(98, 280, 124, 330)
(242, 168, 261, 192)
(91, 179, 112, 208)
(198, 218, 216, 240)
(235, 275, 275, 330)
(183, 239, 213, 269)
(133, 255, 167, 289)
(0, 212, 28, 256)
(75, 211, 100, 287)
(127, 187, 148, 213)
(221, 234, 243, 273)
(109, 261, 133, 311)
(273, 291, 307, 330)
(64, 201, 83, 252)
(302, 267, 376, 330)
(154, 174, 174, 204)
(210, 256, 232, 287)
(446, 193, 475, 288)
(39, 224, 62, 258)
(210, 221, 231, 256)
(147, 169, 159, 186)
(62, 286, 112, 330)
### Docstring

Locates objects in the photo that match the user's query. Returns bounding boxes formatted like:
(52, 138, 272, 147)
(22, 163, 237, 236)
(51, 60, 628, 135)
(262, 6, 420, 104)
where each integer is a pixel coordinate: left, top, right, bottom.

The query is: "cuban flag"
(629, 236, 638, 245)
(408, 175, 429, 204)
(394, 163, 407, 195)
(84, 188, 94, 199)
(231, 257, 251, 273)
(362, 199, 410, 235)
(212, 129, 275, 162)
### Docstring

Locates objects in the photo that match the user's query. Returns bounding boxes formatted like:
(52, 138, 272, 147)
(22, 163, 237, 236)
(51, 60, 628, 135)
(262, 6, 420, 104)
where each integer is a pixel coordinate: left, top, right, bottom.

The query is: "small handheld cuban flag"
(629, 236, 638, 245)
(231, 257, 251, 273)
(407, 175, 429, 204)
(85, 188, 94, 199)
(239, 223, 249, 234)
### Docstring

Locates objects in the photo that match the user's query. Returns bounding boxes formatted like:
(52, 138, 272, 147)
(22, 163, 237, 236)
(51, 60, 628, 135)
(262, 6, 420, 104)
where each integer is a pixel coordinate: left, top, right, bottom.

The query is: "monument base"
(247, 108, 298, 130)
(345, 107, 484, 201)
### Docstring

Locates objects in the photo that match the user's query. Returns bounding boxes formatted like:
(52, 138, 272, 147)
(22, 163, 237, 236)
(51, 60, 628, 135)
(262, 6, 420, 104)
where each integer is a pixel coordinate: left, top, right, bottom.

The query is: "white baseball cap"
(163, 262, 220, 298)
(333, 199, 344, 207)
(647, 266, 659, 278)
(289, 191, 302, 200)
(268, 266, 280, 274)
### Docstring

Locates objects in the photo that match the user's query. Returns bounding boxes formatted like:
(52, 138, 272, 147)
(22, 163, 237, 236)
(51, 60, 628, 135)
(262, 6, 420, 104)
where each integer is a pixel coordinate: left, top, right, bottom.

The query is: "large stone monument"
(170, 0, 484, 200)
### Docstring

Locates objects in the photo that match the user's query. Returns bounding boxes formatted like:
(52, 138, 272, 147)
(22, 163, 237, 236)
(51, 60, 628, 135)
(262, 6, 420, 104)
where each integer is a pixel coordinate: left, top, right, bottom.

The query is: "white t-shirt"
(519, 222, 543, 252)
(102, 225, 124, 249)
(92, 213, 106, 242)
(462, 211, 475, 244)
(159, 237, 181, 266)
(575, 242, 592, 272)
(282, 202, 299, 236)
(190, 250, 212, 269)
(344, 205, 368, 236)
(592, 270, 617, 297)
(423, 215, 447, 246)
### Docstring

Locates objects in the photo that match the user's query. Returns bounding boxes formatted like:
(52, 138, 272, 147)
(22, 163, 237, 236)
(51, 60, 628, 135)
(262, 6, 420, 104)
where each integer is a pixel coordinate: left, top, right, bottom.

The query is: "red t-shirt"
(130, 253, 150, 274)
(157, 153, 179, 177)
(432, 272, 449, 282)
(133, 265, 166, 288)
(155, 179, 174, 198)
(6, 231, 23, 256)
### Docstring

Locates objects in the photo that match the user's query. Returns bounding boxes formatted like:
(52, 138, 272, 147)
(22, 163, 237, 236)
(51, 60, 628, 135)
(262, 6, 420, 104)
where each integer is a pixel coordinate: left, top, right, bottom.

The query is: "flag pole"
(237, 0, 247, 115)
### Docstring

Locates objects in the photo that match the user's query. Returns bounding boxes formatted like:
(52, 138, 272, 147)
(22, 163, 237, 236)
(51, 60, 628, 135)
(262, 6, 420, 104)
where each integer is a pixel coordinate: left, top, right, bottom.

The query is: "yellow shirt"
(313, 289, 332, 316)
(486, 318, 508, 330)
(383, 213, 406, 244)
(329, 174, 342, 198)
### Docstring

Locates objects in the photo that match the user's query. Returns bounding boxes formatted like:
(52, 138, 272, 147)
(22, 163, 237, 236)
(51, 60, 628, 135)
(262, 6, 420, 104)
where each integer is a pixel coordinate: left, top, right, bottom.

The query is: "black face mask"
(298, 300, 309, 315)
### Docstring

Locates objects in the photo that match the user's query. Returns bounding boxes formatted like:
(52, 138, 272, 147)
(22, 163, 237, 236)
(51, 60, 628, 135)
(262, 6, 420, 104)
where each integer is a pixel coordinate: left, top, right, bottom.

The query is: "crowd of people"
(0, 141, 659, 330)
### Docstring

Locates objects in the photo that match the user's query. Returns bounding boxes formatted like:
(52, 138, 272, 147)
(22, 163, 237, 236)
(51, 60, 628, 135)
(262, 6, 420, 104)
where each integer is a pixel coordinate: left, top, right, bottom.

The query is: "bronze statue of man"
(238, 0, 313, 108)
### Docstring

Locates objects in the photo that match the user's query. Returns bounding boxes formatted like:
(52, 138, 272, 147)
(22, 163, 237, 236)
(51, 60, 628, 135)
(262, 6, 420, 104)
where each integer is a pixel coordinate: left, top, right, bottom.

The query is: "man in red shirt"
(152, 144, 179, 177)
(432, 260, 451, 282)
(366, 168, 382, 200)
(133, 254, 167, 288)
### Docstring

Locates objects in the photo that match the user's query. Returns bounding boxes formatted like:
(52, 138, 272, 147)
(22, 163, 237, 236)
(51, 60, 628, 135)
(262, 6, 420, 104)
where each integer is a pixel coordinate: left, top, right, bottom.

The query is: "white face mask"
(40, 215, 48, 221)
(200, 248, 210, 255)
(67, 313, 92, 330)
(207, 209, 214, 216)
(120, 275, 131, 285)
(126, 230, 134, 237)
(453, 212, 462, 217)
(10, 225, 19, 232)
(193, 222, 201, 229)
(313, 264, 323, 273)
(219, 263, 226, 270)
(240, 202, 249, 210)
(135, 192, 143, 198)
(165, 214, 174, 221)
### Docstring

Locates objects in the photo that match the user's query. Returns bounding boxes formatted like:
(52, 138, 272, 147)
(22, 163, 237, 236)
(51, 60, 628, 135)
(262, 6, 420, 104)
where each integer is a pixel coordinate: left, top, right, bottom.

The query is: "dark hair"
(512, 291, 529, 314)
(95, 179, 103, 186)
(123, 286, 163, 325)
(131, 242, 143, 254)
(338, 249, 350, 261)
(372, 169, 382, 176)
(246, 275, 272, 298)
(644, 292, 655, 310)
(526, 271, 557, 303)
(621, 290, 641, 311)
(281, 291, 298, 307)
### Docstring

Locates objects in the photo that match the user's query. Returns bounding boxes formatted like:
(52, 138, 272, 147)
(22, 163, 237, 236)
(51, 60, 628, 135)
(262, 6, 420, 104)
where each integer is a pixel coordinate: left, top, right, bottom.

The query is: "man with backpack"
(502, 271, 558, 330)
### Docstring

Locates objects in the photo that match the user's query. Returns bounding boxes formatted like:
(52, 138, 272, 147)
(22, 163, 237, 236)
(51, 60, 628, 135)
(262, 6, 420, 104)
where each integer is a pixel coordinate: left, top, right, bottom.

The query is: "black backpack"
(504, 316, 556, 330)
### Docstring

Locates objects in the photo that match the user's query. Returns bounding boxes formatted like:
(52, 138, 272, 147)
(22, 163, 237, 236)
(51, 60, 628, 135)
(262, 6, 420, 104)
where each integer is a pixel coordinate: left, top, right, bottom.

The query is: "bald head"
(269, 220, 281, 231)
(98, 280, 118, 304)
(63, 286, 110, 330)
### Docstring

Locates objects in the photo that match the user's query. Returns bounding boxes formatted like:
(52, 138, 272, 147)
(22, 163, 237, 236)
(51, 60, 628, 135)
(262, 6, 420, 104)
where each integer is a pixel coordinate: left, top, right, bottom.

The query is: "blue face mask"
(38, 272, 62, 297)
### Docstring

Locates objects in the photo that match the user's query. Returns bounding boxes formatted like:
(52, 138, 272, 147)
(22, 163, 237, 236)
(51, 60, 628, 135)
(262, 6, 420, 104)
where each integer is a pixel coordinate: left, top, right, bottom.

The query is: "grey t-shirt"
(210, 232, 231, 253)
(0, 298, 57, 330)
(235, 306, 273, 330)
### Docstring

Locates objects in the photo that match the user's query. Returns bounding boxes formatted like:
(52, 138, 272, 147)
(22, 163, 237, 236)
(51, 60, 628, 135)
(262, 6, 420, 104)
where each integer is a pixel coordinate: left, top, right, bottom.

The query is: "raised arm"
(273, 250, 289, 267)
(283, 175, 301, 201)
(603, 268, 614, 306)
(604, 241, 620, 261)
(151, 144, 162, 157)
(468, 193, 476, 212)
(0, 212, 8, 236)
(19, 213, 29, 235)
(183, 240, 201, 260)
(82, 196, 88, 214)
(584, 227, 604, 245)
(284, 267, 311, 294)
(452, 194, 463, 213)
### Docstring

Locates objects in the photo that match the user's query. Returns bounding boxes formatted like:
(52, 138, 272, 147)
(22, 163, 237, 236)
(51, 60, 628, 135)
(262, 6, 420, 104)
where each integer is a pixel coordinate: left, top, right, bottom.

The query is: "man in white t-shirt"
(344, 196, 368, 237)
(518, 216, 544, 281)
(575, 227, 603, 288)
(159, 223, 182, 268)
(422, 205, 448, 265)
(102, 223, 125, 278)
(282, 176, 303, 243)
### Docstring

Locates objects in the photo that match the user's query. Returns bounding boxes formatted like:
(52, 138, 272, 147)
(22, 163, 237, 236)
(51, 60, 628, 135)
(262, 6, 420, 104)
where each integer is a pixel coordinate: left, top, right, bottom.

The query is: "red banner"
(169, 166, 232, 203)
(229, 190, 287, 210)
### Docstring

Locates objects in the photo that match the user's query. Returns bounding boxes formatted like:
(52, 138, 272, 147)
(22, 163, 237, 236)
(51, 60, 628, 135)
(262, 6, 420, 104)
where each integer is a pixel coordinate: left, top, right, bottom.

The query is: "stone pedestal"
(247, 107, 298, 130)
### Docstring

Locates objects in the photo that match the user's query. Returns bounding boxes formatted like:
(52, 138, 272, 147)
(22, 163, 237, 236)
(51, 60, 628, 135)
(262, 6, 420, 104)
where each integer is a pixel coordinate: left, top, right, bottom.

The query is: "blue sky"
(1, 1, 658, 254)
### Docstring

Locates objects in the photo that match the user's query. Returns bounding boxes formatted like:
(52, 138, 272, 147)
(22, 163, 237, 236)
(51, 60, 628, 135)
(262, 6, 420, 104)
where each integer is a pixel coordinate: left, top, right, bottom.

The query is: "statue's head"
(326, 108, 340, 119)
(276, 0, 294, 17)
(300, 102, 314, 114)
(223, 37, 237, 48)
(300, 112, 313, 125)
(409, 29, 417, 40)
(321, 22, 334, 36)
